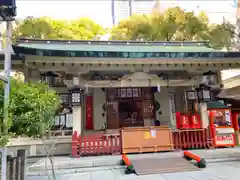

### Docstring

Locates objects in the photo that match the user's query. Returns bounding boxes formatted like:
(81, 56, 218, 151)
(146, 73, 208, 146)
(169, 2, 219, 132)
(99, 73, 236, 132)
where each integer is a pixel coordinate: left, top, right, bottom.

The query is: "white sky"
(15, 0, 238, 27)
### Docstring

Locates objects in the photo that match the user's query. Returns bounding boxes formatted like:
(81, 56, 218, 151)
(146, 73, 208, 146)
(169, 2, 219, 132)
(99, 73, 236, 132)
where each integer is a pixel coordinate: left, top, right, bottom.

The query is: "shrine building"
(10, 39, 240, 137)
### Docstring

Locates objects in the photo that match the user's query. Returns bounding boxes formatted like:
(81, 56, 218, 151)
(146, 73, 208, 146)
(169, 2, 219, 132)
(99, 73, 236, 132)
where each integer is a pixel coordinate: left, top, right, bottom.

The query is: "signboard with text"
(215, 134, 235, 147)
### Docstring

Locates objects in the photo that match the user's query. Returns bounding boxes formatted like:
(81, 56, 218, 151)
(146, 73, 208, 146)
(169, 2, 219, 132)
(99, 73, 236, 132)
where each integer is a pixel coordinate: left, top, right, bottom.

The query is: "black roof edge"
(0, 53, 24, 61)
(16, 38, 210, 46)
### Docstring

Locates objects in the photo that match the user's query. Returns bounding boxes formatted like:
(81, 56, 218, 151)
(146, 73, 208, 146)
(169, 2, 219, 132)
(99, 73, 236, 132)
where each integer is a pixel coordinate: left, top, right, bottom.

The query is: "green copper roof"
(207, 101, 229, 109)
(13, 39, 238, 59)
(15, 42, 216, 52)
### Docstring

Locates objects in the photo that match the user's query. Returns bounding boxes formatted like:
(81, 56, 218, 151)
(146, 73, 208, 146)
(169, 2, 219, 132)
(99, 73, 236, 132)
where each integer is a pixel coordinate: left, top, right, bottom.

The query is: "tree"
(0, 79, 60, 147)
(12, 16, 106, 40)
(206, 23, 234, 49)
(110, 7, 233, 49)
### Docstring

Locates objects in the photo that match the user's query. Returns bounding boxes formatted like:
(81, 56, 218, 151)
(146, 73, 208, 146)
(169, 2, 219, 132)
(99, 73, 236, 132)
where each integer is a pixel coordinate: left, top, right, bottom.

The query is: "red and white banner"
(86, 96, 93, 130)
(215, 134, 235, 146)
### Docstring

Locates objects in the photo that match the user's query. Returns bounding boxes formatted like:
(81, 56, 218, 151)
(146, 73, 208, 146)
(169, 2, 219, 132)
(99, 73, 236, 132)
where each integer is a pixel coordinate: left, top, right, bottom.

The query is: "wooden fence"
(72, 129, 213, 157)
(72, 131, 121, 157)
(0, 149, 26, 180)
(172, 129, 213, 149)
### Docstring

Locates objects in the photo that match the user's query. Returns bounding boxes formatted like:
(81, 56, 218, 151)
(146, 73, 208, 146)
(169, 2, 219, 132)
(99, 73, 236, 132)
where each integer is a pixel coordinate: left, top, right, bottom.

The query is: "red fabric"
(176, 112, 181, 129)
(179, 113, 190, 129)
(232, 112, 239, 131)
(86, 96, 94, 130)
(190, 114, 201, 129)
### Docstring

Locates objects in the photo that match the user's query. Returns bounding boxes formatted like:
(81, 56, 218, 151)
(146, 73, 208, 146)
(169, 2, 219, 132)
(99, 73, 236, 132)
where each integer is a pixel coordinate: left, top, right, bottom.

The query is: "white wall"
(175, 87, 186, 112)
(93, 88, 106, 130)
(154, 87, 171, 126)
(154, 87, 188, 128)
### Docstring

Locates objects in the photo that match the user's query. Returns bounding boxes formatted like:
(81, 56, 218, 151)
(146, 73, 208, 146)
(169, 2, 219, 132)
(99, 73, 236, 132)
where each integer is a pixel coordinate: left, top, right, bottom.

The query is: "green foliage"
(110, 7, 233, 49)
(9, 8, 234, 49)
(0, 79, 60, 147)
(12, 16, 106, 40)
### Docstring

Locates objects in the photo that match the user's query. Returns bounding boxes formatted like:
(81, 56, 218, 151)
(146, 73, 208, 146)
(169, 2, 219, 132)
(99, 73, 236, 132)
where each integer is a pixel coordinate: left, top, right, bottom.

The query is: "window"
(116, 88, 141, 99)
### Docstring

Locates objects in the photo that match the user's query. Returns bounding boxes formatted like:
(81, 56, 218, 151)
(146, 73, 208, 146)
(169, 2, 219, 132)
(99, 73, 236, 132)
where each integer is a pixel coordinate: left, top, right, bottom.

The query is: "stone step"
(28, 148, 240, 173)
(27, 165, 124, 176)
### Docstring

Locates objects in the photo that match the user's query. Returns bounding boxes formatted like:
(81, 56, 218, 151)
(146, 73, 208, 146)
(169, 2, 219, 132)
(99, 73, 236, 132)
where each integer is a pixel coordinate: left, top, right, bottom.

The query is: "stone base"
(7, 137, 72, 157)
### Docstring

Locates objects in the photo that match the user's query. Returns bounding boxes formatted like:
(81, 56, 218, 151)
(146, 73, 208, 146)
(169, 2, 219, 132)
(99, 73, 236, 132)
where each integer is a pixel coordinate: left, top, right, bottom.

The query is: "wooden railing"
(0, 149, 26, 180)
(71, 128, 214, 157)
(172, 129, 213, 149)
(72, 131, 121, 157)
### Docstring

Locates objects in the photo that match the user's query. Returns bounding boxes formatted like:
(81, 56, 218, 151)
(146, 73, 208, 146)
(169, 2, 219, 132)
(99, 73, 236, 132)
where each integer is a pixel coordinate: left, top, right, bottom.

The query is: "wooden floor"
(131, 157, 200, 175)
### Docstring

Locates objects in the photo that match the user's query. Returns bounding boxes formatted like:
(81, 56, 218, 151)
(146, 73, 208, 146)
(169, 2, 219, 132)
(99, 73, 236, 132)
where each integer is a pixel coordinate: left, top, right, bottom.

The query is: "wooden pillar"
(199, 102, 209, 128)
(23, 61, 30, 82)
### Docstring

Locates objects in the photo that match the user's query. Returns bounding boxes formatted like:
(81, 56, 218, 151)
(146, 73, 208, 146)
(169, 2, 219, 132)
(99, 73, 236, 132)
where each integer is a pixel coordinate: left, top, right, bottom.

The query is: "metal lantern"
(185, 90, 197, 102)
(58, 93, 70, 106)
(200, 71, 218, 86)
(196, 87, 213, 102)
(41, 71, 58, 86)
(69, 88, 83, 106)
(0, 0, 16, 18)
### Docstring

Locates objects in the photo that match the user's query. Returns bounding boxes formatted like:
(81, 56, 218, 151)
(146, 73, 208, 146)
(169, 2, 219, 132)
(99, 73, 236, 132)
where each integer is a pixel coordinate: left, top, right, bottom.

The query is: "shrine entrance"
(106, 87, 155, 129)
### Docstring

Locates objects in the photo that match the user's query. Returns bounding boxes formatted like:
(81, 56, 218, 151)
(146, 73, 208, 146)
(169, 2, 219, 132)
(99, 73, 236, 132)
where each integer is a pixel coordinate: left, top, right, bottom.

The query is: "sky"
(15, 0, 238, 27)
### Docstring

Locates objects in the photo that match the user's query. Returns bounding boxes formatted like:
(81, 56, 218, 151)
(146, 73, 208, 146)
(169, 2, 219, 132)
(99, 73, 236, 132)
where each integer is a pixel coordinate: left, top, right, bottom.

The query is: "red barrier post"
(121, 154, 135, 174)
(183, 151, 206, 168)
(72, 131, 79, 157)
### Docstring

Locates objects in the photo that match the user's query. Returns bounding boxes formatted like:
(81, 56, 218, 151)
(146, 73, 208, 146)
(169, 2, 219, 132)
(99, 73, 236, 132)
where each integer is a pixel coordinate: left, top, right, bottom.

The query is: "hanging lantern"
(41, 71, 58, 86)
(69, 88, 83, 106)
(0, 0, 16, 18)
(200, 71, 218, 86)
(196, 87, 213, 102)
(185, 90, 197, 102)
(58, 93, 70, 106)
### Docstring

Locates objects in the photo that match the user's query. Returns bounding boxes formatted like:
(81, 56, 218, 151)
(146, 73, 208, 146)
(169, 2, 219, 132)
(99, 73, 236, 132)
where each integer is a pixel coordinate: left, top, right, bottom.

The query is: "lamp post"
(1, 21, 12, 180)
(185, 71, 218, 128)
(0, 2, 16, 180)
(69, 88, 83, 106)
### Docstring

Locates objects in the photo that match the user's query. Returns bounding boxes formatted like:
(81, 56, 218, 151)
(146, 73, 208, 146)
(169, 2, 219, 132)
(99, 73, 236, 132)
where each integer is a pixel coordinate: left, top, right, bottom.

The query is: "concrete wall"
(175, 87, 186, 112)
(29, 70, 41, 81)
(7, 137, 72, 157)
(93, 88, 106, 130)
(154, 87, 188, 128)
(154, 87, 171, 126)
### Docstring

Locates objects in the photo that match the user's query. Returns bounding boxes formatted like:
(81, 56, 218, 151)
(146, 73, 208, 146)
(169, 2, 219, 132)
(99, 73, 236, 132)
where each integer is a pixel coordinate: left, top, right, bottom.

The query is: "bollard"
(183, 151, 206, 168)
(120, 154, 126, 165)
(121, 154, 135, 174)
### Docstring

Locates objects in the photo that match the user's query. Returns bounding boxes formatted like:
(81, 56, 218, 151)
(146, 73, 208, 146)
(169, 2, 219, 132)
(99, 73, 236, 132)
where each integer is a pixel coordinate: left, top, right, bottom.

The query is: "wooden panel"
(142, 101, 155, 119)
(121, 126, 174, 153)
(106, 101, 119, 129)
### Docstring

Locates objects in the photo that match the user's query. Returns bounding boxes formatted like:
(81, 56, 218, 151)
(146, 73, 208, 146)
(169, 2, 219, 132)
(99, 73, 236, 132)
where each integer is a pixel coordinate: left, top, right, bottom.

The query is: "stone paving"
(28, 147, 240, 171)
(26, 161, 240, 180)
(26, 148, 240, 180)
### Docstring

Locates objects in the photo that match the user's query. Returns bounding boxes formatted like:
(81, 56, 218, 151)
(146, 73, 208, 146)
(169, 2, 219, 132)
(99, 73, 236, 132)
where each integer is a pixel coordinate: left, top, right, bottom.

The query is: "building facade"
(10, 39, 240, 137)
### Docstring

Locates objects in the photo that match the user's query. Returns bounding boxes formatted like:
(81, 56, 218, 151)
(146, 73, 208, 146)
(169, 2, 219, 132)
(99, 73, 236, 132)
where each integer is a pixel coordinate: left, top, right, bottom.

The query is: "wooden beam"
(64, 79, 199, 88)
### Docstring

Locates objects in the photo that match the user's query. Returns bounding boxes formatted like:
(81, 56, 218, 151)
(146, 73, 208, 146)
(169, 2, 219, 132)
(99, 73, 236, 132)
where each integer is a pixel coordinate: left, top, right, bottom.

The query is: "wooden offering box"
(121, 126, 174, 154)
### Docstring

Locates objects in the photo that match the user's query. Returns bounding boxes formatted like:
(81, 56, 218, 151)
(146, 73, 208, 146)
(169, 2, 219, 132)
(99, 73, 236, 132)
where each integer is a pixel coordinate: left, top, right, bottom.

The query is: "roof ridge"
(16, 38, 210, 47)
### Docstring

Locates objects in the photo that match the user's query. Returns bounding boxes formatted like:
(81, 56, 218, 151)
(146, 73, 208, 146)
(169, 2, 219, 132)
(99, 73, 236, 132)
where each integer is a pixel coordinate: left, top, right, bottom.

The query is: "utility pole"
(0, 2, 16, 179)
(1, 20, 12, 180)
